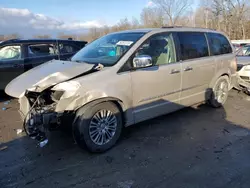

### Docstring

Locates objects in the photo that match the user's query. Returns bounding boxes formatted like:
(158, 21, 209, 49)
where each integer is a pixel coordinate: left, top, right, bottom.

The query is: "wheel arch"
(209, 69, 230, 89)
(74, 97, 127, 126)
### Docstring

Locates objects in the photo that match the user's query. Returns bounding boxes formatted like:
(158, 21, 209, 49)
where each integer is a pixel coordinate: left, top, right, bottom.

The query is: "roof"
(113, 27, 220, 34)
(0, 38, 87, 46)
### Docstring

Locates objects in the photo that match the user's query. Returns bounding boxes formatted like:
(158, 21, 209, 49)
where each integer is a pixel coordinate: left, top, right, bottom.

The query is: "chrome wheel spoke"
(106, 110, 112, 121)
(100, 133, 104, 145)
(90, 129, 99, 137)
(107, 126, 116, 131)
(109, 116, 116, 124)
(94, 133, 101, 143)
(90, 121, 99, 127)
(215, 80, 228, 103)
(94, 113, 102, 122)
(89, 109, 117, 146)
(105, 130, 113, 139)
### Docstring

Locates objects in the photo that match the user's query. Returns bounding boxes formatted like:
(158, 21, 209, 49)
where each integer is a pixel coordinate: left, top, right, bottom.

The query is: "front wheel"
(209, 76, 230, 108)
(73, 102, 123, 153)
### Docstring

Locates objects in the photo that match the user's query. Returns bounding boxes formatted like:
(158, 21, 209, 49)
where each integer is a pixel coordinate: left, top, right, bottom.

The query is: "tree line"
(1, 0, 249, 42)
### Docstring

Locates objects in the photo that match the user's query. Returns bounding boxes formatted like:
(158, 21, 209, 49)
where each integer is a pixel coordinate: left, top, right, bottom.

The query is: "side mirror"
(133, 55, 153, 68)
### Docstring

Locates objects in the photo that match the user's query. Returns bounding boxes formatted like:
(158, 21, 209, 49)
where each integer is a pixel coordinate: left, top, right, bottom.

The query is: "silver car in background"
(5, 27, 237, 152)
(235, 45, 250, 90)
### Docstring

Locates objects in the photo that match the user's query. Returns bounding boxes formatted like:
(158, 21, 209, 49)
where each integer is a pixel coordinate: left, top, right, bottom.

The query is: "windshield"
(71, 32, 145, 66)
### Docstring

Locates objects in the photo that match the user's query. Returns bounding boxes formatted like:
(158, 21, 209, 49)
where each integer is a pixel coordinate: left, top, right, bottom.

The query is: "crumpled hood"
(5, 60, 94, 98)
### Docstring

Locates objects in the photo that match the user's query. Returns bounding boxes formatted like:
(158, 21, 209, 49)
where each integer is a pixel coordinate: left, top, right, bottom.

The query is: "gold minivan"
(5, 27, 237, 152)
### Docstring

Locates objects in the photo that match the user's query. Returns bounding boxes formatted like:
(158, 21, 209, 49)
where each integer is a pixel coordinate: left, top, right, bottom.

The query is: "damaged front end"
(22, 89, 65, 147)
(5, 60, 104, 147)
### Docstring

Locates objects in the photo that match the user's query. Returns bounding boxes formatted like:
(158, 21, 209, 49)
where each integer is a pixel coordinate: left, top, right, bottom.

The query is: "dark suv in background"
(0, 39, 87, 90)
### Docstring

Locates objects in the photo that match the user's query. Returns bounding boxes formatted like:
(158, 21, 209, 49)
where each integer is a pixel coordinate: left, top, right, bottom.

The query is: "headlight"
(51, 81, 81, 99)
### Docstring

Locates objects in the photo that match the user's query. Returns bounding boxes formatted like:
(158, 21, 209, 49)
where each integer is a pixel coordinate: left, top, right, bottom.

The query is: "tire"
(72, 102, 123, 153)
(209, 76, 230, 108)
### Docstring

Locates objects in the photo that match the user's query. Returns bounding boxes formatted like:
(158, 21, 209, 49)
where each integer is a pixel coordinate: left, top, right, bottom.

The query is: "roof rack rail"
(161, 26, 183, 28)
(161, 26, 216, 30)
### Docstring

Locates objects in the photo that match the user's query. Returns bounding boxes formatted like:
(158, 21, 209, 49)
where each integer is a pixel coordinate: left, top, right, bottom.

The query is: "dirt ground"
(1, 90, 250, 188)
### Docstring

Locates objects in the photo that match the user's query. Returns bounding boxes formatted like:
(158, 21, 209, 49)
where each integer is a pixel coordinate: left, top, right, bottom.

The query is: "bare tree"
(141, 7, 164, 27)
(33, 34, 51, 39)
(57, 34, 77, 40)
(152, 0, 192, 26)
(131, 17, 140, 29)
(3, 33, 21, 40)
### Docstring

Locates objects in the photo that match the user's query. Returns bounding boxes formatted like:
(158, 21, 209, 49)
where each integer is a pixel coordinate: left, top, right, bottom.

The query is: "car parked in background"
(236, 45, 250, 90)
(5, 27, 237, 152)
(0, 39, 87, 90)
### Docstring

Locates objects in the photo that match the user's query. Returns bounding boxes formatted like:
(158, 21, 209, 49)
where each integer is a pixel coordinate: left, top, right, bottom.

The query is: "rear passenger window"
(28, 43, 57, 57)
(207, 33, 232, 55)
(177, 32, 209, 61)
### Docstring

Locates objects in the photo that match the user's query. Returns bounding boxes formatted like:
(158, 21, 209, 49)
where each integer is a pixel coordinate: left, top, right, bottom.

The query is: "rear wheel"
(209, 76, 230, 108)
(73, 102, 122, 153)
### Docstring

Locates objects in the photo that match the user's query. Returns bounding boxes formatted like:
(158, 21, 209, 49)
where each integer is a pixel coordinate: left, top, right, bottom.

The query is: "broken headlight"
(51, 80, 81, 99)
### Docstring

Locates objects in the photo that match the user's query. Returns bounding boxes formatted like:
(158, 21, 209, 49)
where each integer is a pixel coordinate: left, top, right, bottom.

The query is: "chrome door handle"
(184, 67, 193, 71)
(170, 69, 180, 74)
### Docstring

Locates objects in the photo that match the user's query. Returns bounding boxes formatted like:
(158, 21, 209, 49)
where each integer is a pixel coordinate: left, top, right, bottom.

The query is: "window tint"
(177, 32, 209, 60)
(28, 43, 57, 57)
(207, 33, 232, 55)
(59, 43, 80, 54)
(135, 33, 176, 66)
(0, 45, 21, 60)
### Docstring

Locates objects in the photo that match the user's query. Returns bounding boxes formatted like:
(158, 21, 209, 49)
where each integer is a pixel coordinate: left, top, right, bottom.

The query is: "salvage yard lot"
(1, 90, 250, 188)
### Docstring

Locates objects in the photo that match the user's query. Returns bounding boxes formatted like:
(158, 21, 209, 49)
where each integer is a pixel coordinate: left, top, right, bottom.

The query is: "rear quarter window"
(177, 32, 209, 61)
(207, 33, 232, 55)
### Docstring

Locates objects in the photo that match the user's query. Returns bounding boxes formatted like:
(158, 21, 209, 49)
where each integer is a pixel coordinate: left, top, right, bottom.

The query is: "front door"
(176, 32, 216, 106)
(130, 33, 182, 123)
(0, 45, 24, 90)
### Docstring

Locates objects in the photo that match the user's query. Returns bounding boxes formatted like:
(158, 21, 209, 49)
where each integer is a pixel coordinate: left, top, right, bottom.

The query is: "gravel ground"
(1, 90, 250, 188)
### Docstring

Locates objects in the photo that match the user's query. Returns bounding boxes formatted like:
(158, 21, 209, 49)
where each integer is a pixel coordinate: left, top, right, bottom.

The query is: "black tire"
(72, 102, 123, 153)
(209, 76, 230, 108)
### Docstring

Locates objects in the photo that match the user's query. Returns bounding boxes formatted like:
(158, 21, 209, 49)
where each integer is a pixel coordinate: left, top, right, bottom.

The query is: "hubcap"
(215, 80, 228, 104)
(89, 109, 117, 146)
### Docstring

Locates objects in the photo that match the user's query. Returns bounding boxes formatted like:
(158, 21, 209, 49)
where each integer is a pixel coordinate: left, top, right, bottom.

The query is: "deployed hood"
(5, 60, 95, 98)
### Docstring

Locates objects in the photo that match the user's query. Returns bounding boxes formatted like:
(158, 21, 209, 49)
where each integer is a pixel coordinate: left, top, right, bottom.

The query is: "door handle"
(184, 67, 193, 71)
(170, 69, 180, 74)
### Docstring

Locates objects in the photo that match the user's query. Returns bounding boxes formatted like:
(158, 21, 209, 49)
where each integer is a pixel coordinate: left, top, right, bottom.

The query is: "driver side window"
(135, 33, 176, 66)
(0, 45, 21, 60)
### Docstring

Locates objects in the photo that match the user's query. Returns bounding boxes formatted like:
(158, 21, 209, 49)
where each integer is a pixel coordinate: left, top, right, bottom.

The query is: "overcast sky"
(0, 0, 197, 38)
(0, 0, 157, 37)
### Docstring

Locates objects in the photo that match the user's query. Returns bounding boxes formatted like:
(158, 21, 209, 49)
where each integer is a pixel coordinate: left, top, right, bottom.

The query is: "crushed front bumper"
(19, 95, 60, 146)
